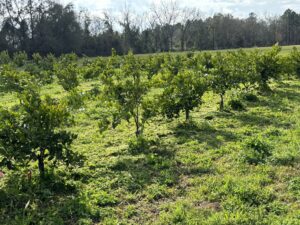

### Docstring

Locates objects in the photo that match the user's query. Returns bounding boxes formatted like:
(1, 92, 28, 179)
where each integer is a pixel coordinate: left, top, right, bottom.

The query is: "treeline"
(1, 0, 300, 56)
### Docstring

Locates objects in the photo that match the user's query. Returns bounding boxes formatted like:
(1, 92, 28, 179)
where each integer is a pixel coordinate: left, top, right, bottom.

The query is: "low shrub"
(288, 177, 300, 197)
(228, 99, 246, 111)
(13, 51, 28, 67)
(243, 93, 259, 102)
(0, 51, 11, 65)
(128, 136, 152, 155)
(242, 137, 273, 164)
(271, 145, 300, 166)
(66, 90, 85, 110)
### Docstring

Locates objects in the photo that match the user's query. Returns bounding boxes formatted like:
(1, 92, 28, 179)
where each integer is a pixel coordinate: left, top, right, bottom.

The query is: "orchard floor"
(137, 45, 300, 57)
(0, 77, 300, 224)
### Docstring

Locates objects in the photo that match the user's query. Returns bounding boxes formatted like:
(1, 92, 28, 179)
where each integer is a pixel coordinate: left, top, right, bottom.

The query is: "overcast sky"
(59, 0, 300, 18)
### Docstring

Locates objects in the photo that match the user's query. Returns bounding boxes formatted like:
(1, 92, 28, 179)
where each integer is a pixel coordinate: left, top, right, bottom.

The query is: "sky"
(59, 0, 300, 18)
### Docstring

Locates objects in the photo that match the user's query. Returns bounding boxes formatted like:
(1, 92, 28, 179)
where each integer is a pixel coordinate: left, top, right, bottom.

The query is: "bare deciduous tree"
(178, 7, 201, 51)
(150, 0, 180, 51)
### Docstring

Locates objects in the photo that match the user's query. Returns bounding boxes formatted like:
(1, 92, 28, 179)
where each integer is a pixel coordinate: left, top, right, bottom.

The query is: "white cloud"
(59, 0, 300, 18)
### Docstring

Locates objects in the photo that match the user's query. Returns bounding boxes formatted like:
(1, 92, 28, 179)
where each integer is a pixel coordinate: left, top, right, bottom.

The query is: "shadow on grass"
(173, 121, 237, 149)
(234, 84, 300, 128)
(110, 137, 214, 194)
(273, 89, 300, 102)
(233, 112, 281, 127)
(0, 168, 97, 224)
(249, 83, 300, 111)
(110, 140, 181, 192)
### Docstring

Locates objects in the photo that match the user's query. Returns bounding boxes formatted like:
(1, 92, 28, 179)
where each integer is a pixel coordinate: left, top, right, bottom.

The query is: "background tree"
(178, 7, 200, 51)
(119, 3, 141, 53)
(150, 0, 180, 51)
(280, 9, 299, 45)
(0, 0, 300, 56)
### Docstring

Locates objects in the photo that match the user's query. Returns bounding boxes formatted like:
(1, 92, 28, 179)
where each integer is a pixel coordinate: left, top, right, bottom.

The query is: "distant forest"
(0, 0, 299, 56)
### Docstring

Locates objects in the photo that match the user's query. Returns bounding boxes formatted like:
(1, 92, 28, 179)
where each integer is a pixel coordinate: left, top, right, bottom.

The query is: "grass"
(79, 45, 300, 64)
(136, 45, 300, 57)
(1, 54, 300, 224)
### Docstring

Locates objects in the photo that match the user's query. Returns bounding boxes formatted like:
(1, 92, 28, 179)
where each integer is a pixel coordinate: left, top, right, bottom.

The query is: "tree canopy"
(0, 0, 300, 56)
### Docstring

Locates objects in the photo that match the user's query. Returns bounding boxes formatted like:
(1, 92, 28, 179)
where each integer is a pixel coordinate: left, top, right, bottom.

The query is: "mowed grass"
(80, 45, 300, 63)
(136, 45, 300, 57)
(1, 72, 300, 224)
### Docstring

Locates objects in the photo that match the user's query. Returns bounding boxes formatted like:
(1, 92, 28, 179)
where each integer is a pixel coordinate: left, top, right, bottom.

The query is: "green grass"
(79, 45, 300, 63)
(134, 45, 300, 57)
(78, 45, 300, 66)
(1, 73, 300, 224)
(206, 44, 300, 55)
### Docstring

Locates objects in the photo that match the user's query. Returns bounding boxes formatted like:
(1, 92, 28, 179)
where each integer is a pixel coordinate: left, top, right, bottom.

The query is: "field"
(137, 45, 300, 57)
(1, 46, 300, 224)
(82, 45, 300, 63)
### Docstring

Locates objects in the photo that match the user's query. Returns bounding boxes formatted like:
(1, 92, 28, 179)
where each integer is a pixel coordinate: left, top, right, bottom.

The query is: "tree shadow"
(250, 96, 292, 113)
(233, 112, 282, 127)
(233, 88, 299, 129)
(109, 136, 214, 195)
(249, 83, 300, 111)
(273, 89, 300, 102)
(0, 167, 97, 224)
(110, 140, 180, 192)
(276, 81, 300, 90)
(173, 121, 237, 149)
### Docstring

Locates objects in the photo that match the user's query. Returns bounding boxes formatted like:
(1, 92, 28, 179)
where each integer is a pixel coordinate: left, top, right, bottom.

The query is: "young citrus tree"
(56, 62, 79, 91)
(229, 49, 258, 91)
(290, 47, 300, 78)
(196, 52, 214, 73)
(255, 45, 282, 91)
(99, 52, 156, 137)
(142, 55, 165, 79)
(25, 53, 56, 85)
(158, 68, 208, 121)
(0, 51, 11, 65)
(54, 59, 84, 110)
(161, 54, 186, 76)
(0, 89, 77, 178)
(210, 52, 239, 111)
(0, 64, 32, 92)
(13, 51, 28, 67)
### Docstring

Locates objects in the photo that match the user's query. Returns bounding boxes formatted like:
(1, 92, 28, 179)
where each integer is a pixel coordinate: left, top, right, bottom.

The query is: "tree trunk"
(180, 27, 185, 51)
(135, 108, 140, 137)
(38, 149, 45, 178)
(181, 37, 185, 51)
(260, 79, 270, 92)
(185, 109, 190, 122)
(135, 122, 140, 137)
(170, 29, 174, 51)
(213, 27, 216, 50)
(219, 94, 224, 111)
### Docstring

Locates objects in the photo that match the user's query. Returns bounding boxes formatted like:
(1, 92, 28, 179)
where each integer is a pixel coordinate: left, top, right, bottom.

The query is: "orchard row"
(0, 46, 299, 177)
